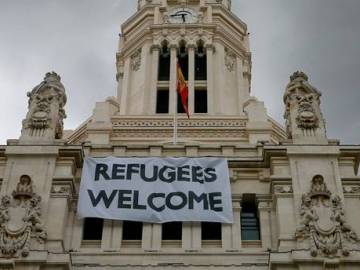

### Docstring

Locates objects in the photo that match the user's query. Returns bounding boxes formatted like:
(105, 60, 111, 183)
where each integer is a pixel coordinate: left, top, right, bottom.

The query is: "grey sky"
(0, 0, 359, 144)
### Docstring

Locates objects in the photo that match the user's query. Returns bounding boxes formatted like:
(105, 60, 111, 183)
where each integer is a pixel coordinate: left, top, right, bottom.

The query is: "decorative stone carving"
(163, 13, 169, 24)
(273, 185, 293, 194)
(0, 175, 47, 258)
(51, 185, 71, 196)
(21, 72, 67, 142)
(225, 49, 236, 72)
(283, 71, 326, 142)
(343, 185, 360, 194)
(131, 49, 142, 71)
(295, 175, 358, 257)
(295, 94, 319, 129)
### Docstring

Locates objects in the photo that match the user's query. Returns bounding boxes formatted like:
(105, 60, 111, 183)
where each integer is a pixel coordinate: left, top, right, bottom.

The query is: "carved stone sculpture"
(20, 72, 67, 142)
(283, 71, 326, 143)
(131, 49, 142, 71)
(295, 175, 358, 257)
(295, 94, 319, 129)
(225, 48, 236, 72)
(0, 176, 47, 258)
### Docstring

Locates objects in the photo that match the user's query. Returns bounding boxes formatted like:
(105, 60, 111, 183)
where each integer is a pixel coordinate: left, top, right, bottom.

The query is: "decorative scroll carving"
(0, 175, 47, 258)
(51, 185, 71, 196)
(225, 49, 236, 72)
(21, 72, 67, 141)
(273, 185, 293, 194)
(295, 175, 358, 257)
(343, 185, 360, 194)
(131, 49, 142, 71)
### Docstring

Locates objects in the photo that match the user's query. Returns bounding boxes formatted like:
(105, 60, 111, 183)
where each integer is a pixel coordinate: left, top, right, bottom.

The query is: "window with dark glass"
(241, 194, 260, 241)
(194, 89, 207, 113)
(195, 41, 207, 80)
(122, 221, 143, 240)
(201, 222, 222, 240)
(177, 41, 188, 80)
(162, 222, 182, 240)
(156, 89, 169, 113)
(158, 42, 170, 81)
(177, 92, 187, 114)
(83, 218, 103, 240)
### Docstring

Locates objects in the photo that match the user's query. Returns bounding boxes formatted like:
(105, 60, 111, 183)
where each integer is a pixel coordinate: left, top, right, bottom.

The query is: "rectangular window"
(178, 55, 189, 80)
(177, 92, 187, 114)
(83, 218, 103, 240)
(241, 194, 260, 241)
(156, 89, 169, 113)
(195, 89, 207, 113)
(158, 54, 170, 81)
(195, 54, 207, 80)
(162, 222, 182, 240)
(201, 222, 222, 240)
(122, 221, 143, 240)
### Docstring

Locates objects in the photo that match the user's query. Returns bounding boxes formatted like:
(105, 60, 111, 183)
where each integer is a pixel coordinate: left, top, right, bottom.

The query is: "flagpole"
(173, 97, 177, 145)
(173, 60, 178, 145)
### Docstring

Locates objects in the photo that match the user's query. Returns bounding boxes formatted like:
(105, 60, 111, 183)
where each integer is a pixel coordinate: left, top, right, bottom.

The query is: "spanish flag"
(176, 59, 190, 118)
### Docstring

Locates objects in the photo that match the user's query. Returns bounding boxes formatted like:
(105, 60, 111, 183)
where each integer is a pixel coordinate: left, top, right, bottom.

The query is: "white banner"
(78, 157, 233, 223)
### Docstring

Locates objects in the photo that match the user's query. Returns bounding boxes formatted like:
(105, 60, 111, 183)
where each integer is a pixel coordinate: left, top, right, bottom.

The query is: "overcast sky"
(0, 0, 359, 144)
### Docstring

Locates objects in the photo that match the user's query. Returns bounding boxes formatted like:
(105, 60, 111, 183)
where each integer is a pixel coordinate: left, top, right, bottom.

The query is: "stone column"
(258, 200, 272, 250)
(222, 201, 241, 250)
(112, 220, 123, 250)
(47, 187, 72, 252)
(188, 44, 195, 115)
(149, 45, 160, 114)
(275, 192, 296, 251)
(101, 219, 113, 251)
(119, 57, 131, 115)
(206, 44, 215, 115)
(236, 56, 247, 114)
(71, 213, 84, 251)
(169, 45, 178, 114)
(142, 223, 161, 251)
(192, 222, 201, 250)
(116, 73, 124, 104)
(142, 223, 152, 250)
(232, 201, 242, 249)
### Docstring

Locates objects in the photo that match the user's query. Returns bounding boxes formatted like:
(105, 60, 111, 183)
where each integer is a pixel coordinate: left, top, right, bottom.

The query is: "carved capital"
(150, 44, 161, 52)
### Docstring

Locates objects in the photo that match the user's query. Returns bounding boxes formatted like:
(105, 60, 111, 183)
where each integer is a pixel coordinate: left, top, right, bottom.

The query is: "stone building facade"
(1, 1, 360, 269)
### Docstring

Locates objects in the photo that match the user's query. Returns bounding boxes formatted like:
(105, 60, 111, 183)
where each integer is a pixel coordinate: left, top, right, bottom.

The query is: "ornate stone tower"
(116, 0, 251, 117)
(68, 0, 285, 145)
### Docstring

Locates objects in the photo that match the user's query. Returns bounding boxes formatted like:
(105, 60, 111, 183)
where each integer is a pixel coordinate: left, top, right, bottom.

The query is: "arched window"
(156, 41, 170, 114)
(195, 40, 207, 80)
(158, 41, 170, 81)
(194, 40, 208, 113)
(177, 40, 188, 80)
(177, 40, 188, 114)
(241, 194, 260, 241)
